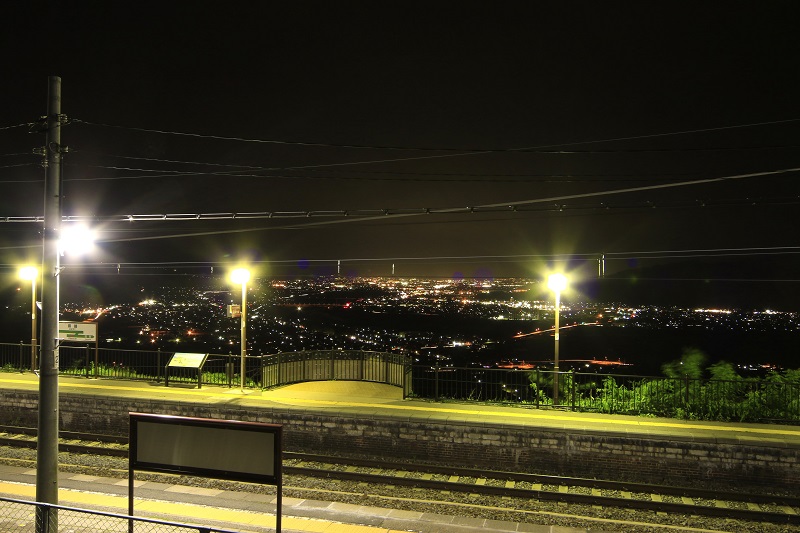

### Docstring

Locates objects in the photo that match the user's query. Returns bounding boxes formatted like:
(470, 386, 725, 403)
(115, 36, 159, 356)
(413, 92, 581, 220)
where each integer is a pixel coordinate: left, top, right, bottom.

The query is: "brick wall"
(2, 389, 796, 491)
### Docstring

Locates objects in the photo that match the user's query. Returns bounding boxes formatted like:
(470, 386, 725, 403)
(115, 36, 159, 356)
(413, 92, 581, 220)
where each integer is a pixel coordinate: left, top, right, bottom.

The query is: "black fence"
(412, 364, 800, 424)
(0, 343, 410, 392)
(2, 342, 798, 423)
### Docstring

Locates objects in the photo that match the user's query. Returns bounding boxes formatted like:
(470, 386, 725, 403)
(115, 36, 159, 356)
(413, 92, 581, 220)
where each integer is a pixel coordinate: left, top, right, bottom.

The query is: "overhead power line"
(0, 123, 29, 131)
(71, 117, 800, 173)
(73, 117, 800, 152)
(1, 166, 797, 227)
(1, 193, 797, 224)
(0, 166, 790, 244)
(47, 162, 716, 184)
(0, 163, 38, 171)
(3, 246, 799, 273)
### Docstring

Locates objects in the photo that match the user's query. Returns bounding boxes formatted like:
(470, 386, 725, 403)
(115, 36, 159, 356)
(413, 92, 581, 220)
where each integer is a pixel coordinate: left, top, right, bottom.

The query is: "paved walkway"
(2, 373, 799, 448)
(0, 456, 595, 533)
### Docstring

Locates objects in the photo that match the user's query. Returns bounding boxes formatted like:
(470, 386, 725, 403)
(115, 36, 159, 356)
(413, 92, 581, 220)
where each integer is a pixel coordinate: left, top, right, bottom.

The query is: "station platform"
(1, 373, 799, 532)
(1, 372, 799, 448)
(0, 462, 575, 533)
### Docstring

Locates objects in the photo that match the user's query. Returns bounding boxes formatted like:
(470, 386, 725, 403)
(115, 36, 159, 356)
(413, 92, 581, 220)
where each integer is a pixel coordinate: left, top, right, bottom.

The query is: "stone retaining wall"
(1, 389, 796, 492)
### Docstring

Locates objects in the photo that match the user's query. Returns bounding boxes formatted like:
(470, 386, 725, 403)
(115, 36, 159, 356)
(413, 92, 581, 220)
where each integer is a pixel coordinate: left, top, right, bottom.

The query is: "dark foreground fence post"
(434, 362, 439, 401)
(684, 374, 690, 417)
(85, 344, 91, 379)
(571, 370, 576, 411)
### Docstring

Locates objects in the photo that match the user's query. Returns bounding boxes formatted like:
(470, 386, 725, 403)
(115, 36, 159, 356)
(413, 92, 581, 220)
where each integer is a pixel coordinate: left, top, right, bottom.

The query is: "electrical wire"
(0, 123, 29, 131)
(73, 117, 800, 152)
(73, 153, 715, 178)
(1, 166, 797, 227)
(61, 150, 794, 184)
(59, 116, 800, 183)
(0, 163, 39, 172)
(53, 162, 715, 184)
(4, 246, 798, 273)
(2, 194, 797, 225)
(0, 153, 36, 158)
(35, 166, 792, 244)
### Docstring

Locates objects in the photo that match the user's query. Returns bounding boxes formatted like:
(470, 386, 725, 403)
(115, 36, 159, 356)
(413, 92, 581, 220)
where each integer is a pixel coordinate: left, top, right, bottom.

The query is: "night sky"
(1, 2, 798, 307)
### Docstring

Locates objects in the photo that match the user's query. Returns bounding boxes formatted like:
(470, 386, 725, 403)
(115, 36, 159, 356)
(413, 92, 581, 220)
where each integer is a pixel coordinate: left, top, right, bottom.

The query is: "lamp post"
(230, 268, 250, 392)
(19, 266, 38, 371)
(547, 273, 567, 406)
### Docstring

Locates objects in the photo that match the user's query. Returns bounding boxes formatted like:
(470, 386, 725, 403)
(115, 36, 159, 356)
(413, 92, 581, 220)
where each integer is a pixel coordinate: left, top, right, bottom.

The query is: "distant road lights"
(547, 273, 568, 407)
(19, 266, 38, 371)
(230, 268, 251, 392)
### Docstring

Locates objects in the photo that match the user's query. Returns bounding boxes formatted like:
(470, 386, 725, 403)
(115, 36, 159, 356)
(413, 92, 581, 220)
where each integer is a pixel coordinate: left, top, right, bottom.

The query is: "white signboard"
(58, 321, 98, 341)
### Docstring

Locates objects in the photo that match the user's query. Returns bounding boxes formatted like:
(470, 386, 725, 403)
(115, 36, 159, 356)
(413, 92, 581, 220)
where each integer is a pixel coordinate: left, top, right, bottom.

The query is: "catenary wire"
(0, 123, 29, 131)
(2, 194, 797, 225)
(0, 167, 797, 230)
(43, 166, 800, 244)
(0, 163, 39, 171)
(3, 246, 799, 270)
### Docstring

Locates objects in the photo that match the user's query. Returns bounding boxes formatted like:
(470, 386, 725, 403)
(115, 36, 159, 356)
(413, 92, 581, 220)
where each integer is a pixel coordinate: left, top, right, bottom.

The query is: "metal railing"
(0, 343, 411, 393)
(0, 496, 242, 533)
(262, 350, 411, 394)
(0, 342, 34, 373)
(411, 365, 537, 404)
(412, 365, 800, 423)
(2, 342, 798, 423)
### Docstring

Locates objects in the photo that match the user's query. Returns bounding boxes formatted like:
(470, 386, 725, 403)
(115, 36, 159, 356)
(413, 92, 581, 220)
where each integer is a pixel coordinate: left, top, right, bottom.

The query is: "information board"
(167, 352, 208, 368)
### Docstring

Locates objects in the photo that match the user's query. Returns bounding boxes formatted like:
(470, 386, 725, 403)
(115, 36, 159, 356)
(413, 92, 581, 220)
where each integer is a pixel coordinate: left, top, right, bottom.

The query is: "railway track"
(1, 425, 798, 527)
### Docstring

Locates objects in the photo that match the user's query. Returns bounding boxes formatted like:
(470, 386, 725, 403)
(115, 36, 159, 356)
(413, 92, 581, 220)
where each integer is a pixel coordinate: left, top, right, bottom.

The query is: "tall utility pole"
(38, 75, 63, 530)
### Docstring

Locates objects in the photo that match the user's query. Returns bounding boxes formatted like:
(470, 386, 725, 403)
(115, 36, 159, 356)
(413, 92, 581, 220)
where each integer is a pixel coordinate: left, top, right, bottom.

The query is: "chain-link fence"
(0, 496, 244, 533)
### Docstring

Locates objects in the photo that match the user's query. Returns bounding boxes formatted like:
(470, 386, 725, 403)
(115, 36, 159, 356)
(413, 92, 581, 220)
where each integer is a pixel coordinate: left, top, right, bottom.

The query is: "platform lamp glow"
(230, 268, 251, 392)
(547, 273, 568, 406)
(19, 266, 38, 371)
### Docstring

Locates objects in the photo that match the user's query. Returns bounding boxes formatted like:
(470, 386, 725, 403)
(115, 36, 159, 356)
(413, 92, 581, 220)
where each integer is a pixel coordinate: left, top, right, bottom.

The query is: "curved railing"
(261, 350, 412, 396)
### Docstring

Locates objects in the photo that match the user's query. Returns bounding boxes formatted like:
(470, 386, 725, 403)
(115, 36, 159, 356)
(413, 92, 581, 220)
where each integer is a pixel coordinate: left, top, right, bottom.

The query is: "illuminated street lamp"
(230, 268, 251, 392)
(59, 223, 97, 256)
(547, 273, 568, 406)
(19, 266, 38, 371)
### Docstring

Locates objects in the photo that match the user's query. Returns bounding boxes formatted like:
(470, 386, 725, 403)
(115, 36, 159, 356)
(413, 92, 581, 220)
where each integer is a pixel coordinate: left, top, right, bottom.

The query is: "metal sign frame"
(57, 321, 97, 341)
(57, 321, 99, 377)
(164, 352, 209, 388)
(129, 413, 282, 531)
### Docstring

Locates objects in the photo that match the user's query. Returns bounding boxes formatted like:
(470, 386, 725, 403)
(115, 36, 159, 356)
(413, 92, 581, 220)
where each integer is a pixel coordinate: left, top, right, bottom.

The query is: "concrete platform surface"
(0, 460, 597, 533)
(1, 373, 799, 448)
